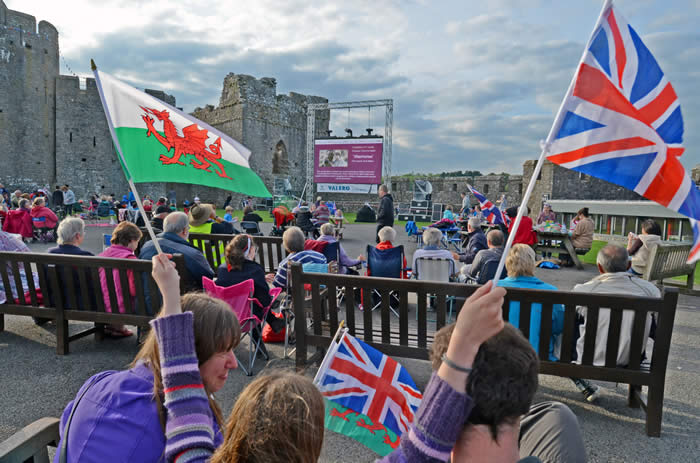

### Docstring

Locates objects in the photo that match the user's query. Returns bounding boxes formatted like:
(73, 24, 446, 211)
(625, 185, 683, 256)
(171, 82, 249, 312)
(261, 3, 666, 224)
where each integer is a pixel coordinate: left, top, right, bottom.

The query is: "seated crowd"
(0, 190, 674, 462)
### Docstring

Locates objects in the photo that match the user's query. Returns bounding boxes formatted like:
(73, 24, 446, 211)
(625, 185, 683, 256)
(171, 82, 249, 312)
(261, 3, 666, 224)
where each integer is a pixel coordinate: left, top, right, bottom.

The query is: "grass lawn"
(579, 239, 699, 286)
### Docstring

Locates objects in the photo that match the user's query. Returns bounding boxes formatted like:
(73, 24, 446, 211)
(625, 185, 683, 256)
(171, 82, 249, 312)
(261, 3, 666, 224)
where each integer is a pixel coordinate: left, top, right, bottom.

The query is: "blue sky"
(13, 0, 700, 175)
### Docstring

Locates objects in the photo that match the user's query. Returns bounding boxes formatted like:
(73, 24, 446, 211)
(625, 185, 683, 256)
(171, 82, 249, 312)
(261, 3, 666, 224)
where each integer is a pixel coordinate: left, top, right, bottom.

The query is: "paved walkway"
(1, 221, 699, 462)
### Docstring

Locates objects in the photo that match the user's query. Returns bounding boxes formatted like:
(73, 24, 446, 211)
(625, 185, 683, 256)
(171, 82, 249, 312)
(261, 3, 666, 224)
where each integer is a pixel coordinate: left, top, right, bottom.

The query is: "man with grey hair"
(49, 217, 93, 256)
(569, 244, 660, 402)
(461, 229, 505, 281)
(412, 227, 455, 277)
(272, 226, 326, 288)
(139, 211, 214, 291)
(452, 217, 487, 265)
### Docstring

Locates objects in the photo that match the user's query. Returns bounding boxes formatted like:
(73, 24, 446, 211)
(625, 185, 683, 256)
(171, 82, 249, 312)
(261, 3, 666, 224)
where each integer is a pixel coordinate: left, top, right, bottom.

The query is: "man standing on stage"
(376, 184, 394, 243)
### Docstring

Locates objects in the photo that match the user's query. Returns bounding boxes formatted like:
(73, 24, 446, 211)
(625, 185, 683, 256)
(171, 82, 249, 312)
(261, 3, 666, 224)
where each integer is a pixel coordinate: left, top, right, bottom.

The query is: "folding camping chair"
(465, 257, 507, 285)
(102, 234, 112, 251)
(365, 244, 405, 317)
(413, 257, 457, 322)
(240, 221, 263, 236)
(203, 277, 270, 376)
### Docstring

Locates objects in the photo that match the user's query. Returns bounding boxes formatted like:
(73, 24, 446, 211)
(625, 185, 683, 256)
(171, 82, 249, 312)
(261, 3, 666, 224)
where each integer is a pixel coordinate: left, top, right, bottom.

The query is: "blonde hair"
(32, 197, 45, 207)
(319, 223, 334, 236)
(225, 206, 234, 213)
(210, 372, 324, 463)
(505, 244, 536, 277)
(131, 293, 241, 430)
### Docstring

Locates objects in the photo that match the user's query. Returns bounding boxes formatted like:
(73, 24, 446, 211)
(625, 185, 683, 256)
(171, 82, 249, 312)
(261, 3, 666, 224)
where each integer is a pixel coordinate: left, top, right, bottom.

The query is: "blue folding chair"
(102, 234, 112, 251)
(366, 244, 405, 317)
(321, 241, 339, 263)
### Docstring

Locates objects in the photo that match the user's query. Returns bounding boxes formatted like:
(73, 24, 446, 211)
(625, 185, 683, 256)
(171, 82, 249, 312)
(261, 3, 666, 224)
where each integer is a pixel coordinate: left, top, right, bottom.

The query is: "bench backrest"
(0, 251, 186, 321)
(643, 243, 695, 281)
(290, 263, 678, 389)
(187, 233, 286, 273)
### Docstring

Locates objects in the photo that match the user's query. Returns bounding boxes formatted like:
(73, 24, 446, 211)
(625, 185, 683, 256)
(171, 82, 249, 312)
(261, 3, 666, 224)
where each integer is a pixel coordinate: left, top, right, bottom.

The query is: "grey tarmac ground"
(1, 220, 699, 462)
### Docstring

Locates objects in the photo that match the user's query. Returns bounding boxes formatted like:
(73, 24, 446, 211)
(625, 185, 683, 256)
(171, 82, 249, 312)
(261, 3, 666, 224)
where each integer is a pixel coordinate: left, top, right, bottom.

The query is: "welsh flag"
(93, 68, 270, 197)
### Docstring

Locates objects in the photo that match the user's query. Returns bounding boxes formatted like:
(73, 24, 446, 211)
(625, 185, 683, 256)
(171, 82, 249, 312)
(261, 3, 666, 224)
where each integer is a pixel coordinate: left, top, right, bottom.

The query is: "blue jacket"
(55, 362, 223, 463)
(139, 232, 214, 290)
(458, 229, 487, 264)
(498, 276, 565, 361)
(217, 259, 271, 307)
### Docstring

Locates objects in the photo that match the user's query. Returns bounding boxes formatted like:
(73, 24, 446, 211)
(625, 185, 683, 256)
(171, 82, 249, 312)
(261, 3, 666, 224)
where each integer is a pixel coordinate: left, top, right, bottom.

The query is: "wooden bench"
(0, 417, 59, 463)
(289, 263, 679, 436)
(187, 233, 286, 273)
(643, 243, 697, 295)
(0, 252, 186, 354)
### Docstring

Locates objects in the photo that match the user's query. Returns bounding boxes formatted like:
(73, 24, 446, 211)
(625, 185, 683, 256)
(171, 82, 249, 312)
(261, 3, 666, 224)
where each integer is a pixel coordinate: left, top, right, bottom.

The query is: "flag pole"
(91, 59, 163, 255)
(489, 0, 612, 292)
(313, 321, 346, 385)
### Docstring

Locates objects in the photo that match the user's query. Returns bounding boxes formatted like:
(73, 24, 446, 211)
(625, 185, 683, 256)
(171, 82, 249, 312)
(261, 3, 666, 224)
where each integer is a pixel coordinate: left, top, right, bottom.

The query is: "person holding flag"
(148, 249, 506, 462)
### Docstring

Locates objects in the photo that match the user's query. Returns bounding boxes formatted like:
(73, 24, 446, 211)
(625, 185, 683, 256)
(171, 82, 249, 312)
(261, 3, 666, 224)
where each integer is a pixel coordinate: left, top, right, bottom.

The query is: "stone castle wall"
(0, 0, 59, 191)
(192, 73, 329, 205)
(55, 76, 177, 200)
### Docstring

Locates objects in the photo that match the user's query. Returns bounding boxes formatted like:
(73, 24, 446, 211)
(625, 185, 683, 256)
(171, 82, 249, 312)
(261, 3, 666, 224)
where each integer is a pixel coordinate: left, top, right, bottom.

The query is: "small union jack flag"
(468, 184, 508, 226)
(315, 331, 422, 437)
(546, 2, 700, 263)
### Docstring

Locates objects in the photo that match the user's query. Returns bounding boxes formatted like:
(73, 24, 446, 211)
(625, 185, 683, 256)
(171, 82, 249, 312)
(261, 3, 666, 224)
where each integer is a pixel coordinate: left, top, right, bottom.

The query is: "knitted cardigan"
(153, 313, 473, 463)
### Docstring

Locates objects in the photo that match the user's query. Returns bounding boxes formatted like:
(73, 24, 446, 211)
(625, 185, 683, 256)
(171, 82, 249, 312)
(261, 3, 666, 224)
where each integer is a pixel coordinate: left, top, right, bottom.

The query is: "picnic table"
(535, 230, 584, 269)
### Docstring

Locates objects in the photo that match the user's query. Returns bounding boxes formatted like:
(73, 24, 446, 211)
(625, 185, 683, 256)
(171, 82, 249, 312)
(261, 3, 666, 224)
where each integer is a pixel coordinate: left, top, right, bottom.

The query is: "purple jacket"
(318, 234, 361, 273)
(98, 244, 137, 314)
(154, 313, 473, 463)
(54, 361, 222, 463)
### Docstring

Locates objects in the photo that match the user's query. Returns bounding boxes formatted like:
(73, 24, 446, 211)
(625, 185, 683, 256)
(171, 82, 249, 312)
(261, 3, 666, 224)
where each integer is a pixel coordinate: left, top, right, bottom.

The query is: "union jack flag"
(546, 2, 700, 263)
(468, 184, 509, 226)
(315, 331, 422, 437)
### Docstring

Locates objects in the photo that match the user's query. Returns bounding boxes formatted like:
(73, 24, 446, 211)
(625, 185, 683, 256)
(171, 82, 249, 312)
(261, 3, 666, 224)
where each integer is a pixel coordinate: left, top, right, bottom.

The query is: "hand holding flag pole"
(91, 59, 164, 255)
(489, 0, 613, 292)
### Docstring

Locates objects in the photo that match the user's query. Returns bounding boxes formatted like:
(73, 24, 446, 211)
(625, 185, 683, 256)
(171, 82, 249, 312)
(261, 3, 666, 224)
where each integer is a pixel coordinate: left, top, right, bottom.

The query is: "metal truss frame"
(306, 99, 393, 203)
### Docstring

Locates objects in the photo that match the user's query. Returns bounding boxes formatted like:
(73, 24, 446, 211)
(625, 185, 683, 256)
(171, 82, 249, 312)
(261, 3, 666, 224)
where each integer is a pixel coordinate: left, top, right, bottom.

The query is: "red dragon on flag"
(140, 106, 232, 179)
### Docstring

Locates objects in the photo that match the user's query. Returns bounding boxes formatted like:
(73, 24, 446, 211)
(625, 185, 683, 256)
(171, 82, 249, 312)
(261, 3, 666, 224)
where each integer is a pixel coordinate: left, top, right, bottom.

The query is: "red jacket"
(30, 205, 59, 229)
(2, 209, 33, 238)
(508, 216, 537, 246)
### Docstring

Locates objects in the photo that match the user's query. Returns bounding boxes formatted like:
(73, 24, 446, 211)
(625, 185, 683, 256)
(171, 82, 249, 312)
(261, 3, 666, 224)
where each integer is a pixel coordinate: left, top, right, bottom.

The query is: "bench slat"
(539, 302, 553, 361)
(327, 283, 338, 334)
(90, 267, 106, 313)
(134, 269, 148, 317)
(417, 290, 427, 349)
(519, 301, 531, 340)
(381, 289, 391, 344)
(76, 266, 92, 311)
(119, 268, 133, 315)
(627, 311, 648, 371)
(581, 305, 599, 365)
(22, 261, 38, 307)
(605, 308, 624, 368)
(344, 284, 356, 337)
(399, 290, 409, 346)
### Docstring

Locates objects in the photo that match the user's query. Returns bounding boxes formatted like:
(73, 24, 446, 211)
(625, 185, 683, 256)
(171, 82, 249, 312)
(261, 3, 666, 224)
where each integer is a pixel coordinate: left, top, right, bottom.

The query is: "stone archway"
(272, 140, 289, 174)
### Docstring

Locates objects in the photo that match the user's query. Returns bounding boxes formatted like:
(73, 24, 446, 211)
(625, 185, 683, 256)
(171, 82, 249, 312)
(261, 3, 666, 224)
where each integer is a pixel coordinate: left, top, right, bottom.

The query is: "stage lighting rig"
(345, 128, 353, 137)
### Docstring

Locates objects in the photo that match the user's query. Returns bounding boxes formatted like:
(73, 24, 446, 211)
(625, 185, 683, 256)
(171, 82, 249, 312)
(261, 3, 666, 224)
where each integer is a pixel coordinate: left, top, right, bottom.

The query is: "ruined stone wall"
(192, 73, 329, 205)
(522, 159, 643, 219)
(319, 174, 523, 213)
(0, 0, 59, 191)
(55, 76, 177, 200)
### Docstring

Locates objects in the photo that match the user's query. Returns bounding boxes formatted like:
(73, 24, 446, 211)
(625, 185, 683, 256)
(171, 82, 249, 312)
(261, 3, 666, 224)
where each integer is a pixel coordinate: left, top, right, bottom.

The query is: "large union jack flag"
(468, 184, 509, 226)
(315, 331, 422, 437)
(546, 3, 700, 263)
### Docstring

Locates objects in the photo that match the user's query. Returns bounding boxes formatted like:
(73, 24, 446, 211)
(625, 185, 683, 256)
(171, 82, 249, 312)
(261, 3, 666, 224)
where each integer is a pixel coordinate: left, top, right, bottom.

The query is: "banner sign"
(314, 137, 383, 184)
(317, 183, 378, 194)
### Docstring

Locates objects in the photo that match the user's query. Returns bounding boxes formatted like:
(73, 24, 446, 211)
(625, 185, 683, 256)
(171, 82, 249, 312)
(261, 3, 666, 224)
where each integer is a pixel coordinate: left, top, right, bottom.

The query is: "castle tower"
(0, 0, 59, 190)
(192, 73, 329, 200)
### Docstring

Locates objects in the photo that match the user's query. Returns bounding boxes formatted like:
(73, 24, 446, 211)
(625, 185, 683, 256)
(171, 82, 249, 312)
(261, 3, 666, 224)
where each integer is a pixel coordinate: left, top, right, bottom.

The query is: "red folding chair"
(202, 277, 280, 376)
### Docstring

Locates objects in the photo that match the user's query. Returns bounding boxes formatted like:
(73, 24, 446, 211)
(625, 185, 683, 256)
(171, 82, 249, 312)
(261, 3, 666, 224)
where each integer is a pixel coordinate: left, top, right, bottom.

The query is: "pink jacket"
(30, 206, 59, 229)
(98, 245, 137, 314)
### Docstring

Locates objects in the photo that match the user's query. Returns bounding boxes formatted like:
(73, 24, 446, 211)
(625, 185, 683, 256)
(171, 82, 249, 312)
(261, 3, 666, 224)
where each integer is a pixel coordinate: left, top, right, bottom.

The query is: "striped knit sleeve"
(379, 372, 473, 463)
(151, 313, 215, 463)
